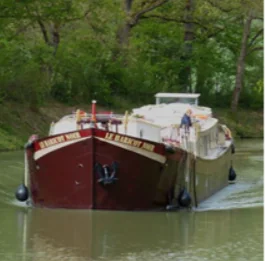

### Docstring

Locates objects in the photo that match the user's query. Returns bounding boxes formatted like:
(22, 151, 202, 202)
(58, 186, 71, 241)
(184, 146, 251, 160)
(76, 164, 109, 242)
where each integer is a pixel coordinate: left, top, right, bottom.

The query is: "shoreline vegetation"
(0, 101, 263, 151)
(0, 1, 263, 152)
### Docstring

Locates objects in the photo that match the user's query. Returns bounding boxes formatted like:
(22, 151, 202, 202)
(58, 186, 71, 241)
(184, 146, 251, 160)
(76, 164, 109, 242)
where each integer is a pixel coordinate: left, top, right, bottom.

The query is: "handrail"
(77, 114, 123, 124)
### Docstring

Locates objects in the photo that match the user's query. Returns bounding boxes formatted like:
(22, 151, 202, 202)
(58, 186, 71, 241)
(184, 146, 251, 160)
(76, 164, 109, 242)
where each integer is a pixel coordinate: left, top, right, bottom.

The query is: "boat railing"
(76, 113, 124, 124)
(161, 122, 232, 158)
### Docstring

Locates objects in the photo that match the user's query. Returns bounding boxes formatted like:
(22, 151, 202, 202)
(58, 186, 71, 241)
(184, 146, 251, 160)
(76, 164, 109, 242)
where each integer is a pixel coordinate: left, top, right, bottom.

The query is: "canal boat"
(15, 93, 236, 210)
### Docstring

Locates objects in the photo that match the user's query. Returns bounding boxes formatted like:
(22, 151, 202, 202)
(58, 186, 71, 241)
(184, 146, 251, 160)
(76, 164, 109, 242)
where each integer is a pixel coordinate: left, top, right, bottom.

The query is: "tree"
(178, 0, 195, 92)
(117, 0, 170, 49)
(231, 0, 263, 111)
(0, 0, 262, 109)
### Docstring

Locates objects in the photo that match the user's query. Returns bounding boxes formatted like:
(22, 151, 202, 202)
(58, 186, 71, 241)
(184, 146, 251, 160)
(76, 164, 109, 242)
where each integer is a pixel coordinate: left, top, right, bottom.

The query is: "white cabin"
(119, 93, 229, 158)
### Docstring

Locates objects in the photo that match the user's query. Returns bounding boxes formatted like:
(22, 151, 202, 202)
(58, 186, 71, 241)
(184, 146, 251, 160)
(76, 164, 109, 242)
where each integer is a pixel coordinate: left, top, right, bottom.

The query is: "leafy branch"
(130, 0, 169, 27)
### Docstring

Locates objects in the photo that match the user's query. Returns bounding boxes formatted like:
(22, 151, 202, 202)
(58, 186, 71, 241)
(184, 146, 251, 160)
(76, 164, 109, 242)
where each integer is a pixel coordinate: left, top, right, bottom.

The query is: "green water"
(0, 139, 263, 261)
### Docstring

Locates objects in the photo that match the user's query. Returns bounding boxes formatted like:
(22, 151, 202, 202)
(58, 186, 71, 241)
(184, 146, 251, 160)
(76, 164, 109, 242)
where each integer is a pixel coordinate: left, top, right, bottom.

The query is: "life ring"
(222, 125, 232, 140)
(193, 114, 208, 120)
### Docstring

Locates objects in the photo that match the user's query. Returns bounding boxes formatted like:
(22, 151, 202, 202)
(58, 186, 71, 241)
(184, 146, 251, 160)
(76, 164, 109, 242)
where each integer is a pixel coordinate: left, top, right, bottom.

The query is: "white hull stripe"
(34, 137, 91, 160)
(95, 137, 166, 164)
(34, 136, 166, 164)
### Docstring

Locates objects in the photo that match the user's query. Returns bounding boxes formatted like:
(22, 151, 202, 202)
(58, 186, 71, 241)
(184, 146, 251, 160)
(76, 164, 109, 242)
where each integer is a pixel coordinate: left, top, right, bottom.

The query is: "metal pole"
(24, 150, 28, 188)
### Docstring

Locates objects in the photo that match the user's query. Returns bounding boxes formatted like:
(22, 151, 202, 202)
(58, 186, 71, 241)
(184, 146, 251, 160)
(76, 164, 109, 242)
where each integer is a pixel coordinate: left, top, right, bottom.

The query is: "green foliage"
(239, 79, 263, 109)
(0, 0, 263, 110)
(0, 40, 50, 107)
(214, 108, 263, 138)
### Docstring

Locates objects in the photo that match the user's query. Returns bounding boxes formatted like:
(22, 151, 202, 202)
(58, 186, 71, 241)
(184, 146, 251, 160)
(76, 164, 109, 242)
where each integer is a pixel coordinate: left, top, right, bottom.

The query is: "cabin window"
(210, 128, 217, 149)
(198, 137, 204, 156)
(204, 136, 208, 156)
(158, 97, 197, 105)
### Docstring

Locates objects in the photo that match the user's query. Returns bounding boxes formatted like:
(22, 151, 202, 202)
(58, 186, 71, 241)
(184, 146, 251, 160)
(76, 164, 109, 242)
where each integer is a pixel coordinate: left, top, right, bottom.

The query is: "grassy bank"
(0, 101, 263, 151)
(214, 108, 263, 139)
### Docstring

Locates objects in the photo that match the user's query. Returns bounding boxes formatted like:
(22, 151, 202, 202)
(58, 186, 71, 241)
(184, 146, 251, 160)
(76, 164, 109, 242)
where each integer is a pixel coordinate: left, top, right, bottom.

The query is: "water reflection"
(13, 207, 263, 261)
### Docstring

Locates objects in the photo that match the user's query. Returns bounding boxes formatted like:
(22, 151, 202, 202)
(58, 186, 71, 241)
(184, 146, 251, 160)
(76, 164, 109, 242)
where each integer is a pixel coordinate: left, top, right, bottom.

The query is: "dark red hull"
(28, 129, 184, 210)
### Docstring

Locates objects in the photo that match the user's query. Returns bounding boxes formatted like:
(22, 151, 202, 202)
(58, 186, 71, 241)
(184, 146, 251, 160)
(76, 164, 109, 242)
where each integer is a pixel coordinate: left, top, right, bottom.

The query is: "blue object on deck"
(181, 114, 192, 128)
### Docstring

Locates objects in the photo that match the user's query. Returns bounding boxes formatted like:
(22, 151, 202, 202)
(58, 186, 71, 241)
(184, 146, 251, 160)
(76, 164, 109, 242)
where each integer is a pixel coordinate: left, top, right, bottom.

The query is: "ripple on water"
(109, 235, 263, 261)
(9, 199, 29, 208)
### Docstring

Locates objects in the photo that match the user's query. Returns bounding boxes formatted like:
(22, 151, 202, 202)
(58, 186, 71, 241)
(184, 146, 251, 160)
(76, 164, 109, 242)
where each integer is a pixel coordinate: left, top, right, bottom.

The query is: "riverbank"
(0, 101, 263, 151)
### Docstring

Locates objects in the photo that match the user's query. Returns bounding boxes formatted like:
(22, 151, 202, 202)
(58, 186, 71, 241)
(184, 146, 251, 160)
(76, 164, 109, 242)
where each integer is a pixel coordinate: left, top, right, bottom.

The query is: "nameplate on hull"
(38, 132, 81, 149)
(104, 132, 155, 152)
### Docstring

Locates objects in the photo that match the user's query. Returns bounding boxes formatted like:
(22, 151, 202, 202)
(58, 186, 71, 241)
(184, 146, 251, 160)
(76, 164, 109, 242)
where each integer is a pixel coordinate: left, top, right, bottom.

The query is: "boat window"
(159, 97, 196, 105)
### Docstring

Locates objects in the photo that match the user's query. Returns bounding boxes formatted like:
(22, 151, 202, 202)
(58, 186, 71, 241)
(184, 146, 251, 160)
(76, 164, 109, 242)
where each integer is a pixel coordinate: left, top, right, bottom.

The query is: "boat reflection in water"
(16, 206, 263, 261)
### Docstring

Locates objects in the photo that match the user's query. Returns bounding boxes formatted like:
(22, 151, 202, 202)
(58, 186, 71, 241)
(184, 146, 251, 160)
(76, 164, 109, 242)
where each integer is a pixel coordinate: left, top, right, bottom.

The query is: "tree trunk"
(231, 13, 253, 111)
(117, 22, 132, 48)
(178, 0, 195, 93)
(50, 22, 60, 56)
(38, 20, 60, 56)
(37, 21, 60, 85)
(117, 0, 169, 50)
(117, 0, 133, 49)
(195, 62, 206, 94)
